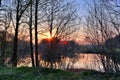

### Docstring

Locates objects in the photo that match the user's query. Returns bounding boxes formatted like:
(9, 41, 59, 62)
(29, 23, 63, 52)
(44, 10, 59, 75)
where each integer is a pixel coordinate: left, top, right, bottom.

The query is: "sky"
(71, 0, 91, 44)
(75, 0, 92, 17)
(0, 0, 93, 44)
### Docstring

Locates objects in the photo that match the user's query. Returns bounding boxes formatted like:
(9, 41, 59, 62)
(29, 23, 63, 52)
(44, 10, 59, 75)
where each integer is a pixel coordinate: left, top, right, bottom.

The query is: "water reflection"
(73, 53, 104, 72)
(17, 53, 104, 72)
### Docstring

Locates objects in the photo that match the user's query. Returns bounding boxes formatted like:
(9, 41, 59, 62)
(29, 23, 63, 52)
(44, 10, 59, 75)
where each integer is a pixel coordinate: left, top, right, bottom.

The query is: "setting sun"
(38, 29, 56, 40)
(46, 33, 52, 39)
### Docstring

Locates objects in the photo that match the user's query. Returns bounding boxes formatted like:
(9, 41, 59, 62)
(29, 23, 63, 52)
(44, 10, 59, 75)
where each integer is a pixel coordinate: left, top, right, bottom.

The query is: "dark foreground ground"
(0, 67, 120, 80)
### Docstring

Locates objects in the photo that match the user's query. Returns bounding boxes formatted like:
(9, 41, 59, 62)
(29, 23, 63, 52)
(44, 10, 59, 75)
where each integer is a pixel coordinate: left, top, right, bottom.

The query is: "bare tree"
(38, 0, 79, 68)
(11, 0, 30, 66)
(0, 0, 11, 66)
(34, 0, 39, 67)
(101, 0, 120, 74)
(84, 0, 120, 74)
(0, 1, 13, 66)
(29, 0, 35, 67)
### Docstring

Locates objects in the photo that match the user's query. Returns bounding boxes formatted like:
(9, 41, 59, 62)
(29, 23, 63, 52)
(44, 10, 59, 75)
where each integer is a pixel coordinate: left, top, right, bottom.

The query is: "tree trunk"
(12, 0, 20, 67)
(35, 0, 39, 67)
(12, 21, 19, 67)
(29, 0, 35, 67)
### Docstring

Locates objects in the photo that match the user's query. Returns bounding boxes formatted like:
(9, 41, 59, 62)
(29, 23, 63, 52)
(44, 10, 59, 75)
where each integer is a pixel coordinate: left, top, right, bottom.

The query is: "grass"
(0, 67, 120, 80)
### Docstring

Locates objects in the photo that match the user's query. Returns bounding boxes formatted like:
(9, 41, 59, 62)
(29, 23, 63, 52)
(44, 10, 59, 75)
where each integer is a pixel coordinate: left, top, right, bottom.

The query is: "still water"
(17, 53, 104, 71)
(73, 54, 104, 72)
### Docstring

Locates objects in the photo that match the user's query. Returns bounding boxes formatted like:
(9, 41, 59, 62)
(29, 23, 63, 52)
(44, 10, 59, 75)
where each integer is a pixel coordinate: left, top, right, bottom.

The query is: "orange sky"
(18, 30, 88, 45)
(17, 25, 88, 45)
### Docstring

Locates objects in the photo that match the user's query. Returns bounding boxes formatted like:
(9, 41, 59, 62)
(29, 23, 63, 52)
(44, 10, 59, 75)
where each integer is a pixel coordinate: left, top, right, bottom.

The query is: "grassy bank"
(0, 67, 120, 80)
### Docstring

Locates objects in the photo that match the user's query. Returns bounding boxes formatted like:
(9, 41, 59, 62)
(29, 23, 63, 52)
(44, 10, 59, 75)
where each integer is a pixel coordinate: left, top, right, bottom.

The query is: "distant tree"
(102, 0, 120, 74)
(39, 0, 79, 68)
(84, 0, 119, 73)
(0, 0, 13, 66)
(39, 38, 77, 69)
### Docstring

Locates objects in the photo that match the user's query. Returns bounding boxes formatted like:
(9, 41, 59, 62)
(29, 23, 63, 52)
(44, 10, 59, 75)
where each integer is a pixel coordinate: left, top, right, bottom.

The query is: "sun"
(43, 32, 53, 40)
(47, 34, 52, 39)
(38, 29, 56, 41)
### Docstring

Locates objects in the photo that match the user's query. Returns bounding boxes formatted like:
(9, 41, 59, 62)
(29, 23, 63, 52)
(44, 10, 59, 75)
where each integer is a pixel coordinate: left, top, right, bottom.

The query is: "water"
(73, 54, 104, 72)
(17, 53, 104, 72)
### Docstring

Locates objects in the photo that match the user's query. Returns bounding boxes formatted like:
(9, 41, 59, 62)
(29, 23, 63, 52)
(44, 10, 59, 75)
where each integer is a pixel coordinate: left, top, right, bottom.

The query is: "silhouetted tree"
(39, 38, 77, 69)
(101, 0, 120, 74)
(0, 1, 13, 66)
(34, 0, 39, 67)
(12, 0, 30, 66)
(29, 0, 35, 67)
(85, 0, 120, 74)
(39, 0, 79, 68)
